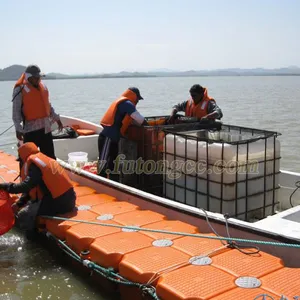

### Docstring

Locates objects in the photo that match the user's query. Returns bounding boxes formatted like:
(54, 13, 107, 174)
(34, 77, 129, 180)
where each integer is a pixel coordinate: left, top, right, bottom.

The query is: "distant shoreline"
(1, 64, 300, 82)
(1, 73, 300, 82)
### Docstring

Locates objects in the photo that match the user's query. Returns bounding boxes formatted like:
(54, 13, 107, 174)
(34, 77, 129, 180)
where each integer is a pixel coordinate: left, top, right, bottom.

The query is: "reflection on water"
(0, 229, 107, 300)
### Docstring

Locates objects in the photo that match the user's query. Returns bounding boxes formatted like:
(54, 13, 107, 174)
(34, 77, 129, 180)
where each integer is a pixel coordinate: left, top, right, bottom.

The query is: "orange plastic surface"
(76, 193, 116, 207)
(156, 265, 236, 300)
(261, 267, 300, 298)
(65, 219, 121, 254)
(113, 210, 166, 226)
(90, 201, 139, 216)
(119, 246, 190, 284)
(73, 186, 97, 197)
(89, 231, 153, 270)
(141, 220, 199, 240)
(45, 210, 98, 240)
(2, 150, 300, 300)
(212, 248, 284, 277)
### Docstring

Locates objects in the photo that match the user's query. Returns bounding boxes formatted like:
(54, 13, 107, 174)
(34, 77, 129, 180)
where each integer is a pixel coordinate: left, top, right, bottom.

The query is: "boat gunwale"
(57, 158, 300, 247)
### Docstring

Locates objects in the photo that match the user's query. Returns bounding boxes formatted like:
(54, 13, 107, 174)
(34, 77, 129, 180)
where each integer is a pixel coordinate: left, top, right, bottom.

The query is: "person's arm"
(12, 86, 24, 140)
(44, 82, 63, 130)
(167, 100, 189, 124)
(171, 100, 188, 115)
(50, 105, 60, 122)
(5, 164, 43, 194)
(50, 105, 63, 130)
(15, 193, 31, 208)
(120, 101, 149, 126)
(204, 101, 223, 119)
(130, 110, 149, 126)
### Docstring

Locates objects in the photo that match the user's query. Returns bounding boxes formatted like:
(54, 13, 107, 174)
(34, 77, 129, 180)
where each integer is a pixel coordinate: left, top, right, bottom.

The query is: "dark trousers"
(16, 188, 76, 240)
(97, 134, 120, 181)
(37, 188, 76, 216)
(24, 128, 56, 159)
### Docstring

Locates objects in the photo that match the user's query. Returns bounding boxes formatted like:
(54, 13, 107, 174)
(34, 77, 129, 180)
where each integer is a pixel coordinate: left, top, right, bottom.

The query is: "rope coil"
(289, 180, 300, 207)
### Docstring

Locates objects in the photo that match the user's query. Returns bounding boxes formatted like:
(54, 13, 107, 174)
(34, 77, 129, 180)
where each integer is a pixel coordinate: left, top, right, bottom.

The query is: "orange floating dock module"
(1, 150, 300, 300)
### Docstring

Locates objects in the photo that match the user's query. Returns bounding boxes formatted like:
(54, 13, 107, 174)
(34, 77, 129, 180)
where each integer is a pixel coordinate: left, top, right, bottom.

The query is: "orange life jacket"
(21, 152, 73, 200)
(14, 73, 51, 121)
(185, 88, 216, 119)
(100, 89, 138, 136)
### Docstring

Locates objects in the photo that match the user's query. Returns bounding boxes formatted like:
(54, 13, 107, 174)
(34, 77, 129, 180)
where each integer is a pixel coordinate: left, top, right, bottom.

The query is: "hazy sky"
(1, 0, 299, 74)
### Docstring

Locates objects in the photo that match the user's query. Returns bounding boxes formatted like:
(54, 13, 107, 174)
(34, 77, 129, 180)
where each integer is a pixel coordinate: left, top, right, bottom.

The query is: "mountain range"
(0, 64, 300, 81)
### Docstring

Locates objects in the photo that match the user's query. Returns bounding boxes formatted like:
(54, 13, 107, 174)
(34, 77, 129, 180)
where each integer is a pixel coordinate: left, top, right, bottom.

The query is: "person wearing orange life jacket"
(0, 142, 76, 239)
(98, 87, 149, 181)
(168, 84, 223, 123)
(12, 64, 63, 160)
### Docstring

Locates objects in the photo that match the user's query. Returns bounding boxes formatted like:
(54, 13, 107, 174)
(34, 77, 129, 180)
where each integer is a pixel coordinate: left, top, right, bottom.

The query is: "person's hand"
(167, 109, 178, 124)
(11, 203, 19, 214)
(57, 119, 63, 132)
(202, 112, 218, 121)
(16, 131, 23, 140)
(0, 183, 10, 191)
(141, 119, 149, 126)
(0, 182, 10, 192)
(201, 116, 208, 121)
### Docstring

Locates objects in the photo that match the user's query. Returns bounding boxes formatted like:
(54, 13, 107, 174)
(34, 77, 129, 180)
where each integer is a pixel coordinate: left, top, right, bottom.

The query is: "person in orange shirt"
(12, 65, 63, 159)
(169, 84, 223, 123)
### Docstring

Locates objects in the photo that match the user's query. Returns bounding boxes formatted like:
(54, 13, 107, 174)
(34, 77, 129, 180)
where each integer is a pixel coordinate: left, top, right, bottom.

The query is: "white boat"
(52, 116, 300, 258)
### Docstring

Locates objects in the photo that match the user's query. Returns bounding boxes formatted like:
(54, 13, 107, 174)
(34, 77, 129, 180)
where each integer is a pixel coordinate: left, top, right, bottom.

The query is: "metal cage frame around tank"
(122, 115, 223, 196)
(161, 123, 282, 221)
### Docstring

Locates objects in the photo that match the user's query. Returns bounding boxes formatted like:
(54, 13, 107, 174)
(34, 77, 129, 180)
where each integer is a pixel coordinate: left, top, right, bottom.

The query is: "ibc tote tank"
(162, 124, 281, 221)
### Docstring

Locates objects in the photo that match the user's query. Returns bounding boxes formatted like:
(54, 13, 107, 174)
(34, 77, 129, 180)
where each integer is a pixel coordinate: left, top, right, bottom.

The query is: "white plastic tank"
(162, 129, 281, 220)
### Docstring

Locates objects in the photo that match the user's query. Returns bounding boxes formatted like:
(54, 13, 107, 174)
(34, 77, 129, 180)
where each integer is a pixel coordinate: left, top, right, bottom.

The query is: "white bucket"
(68, 152, 88, 168)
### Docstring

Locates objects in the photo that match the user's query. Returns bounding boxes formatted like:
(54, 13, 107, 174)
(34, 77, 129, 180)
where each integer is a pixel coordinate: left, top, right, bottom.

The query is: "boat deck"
(1, 150, 299, 299)
(254, 205, 300, 242)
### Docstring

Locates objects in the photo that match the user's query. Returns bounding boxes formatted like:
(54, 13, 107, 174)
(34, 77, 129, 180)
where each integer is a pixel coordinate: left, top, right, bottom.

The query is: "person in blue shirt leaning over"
(99, 87, 148, 181)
